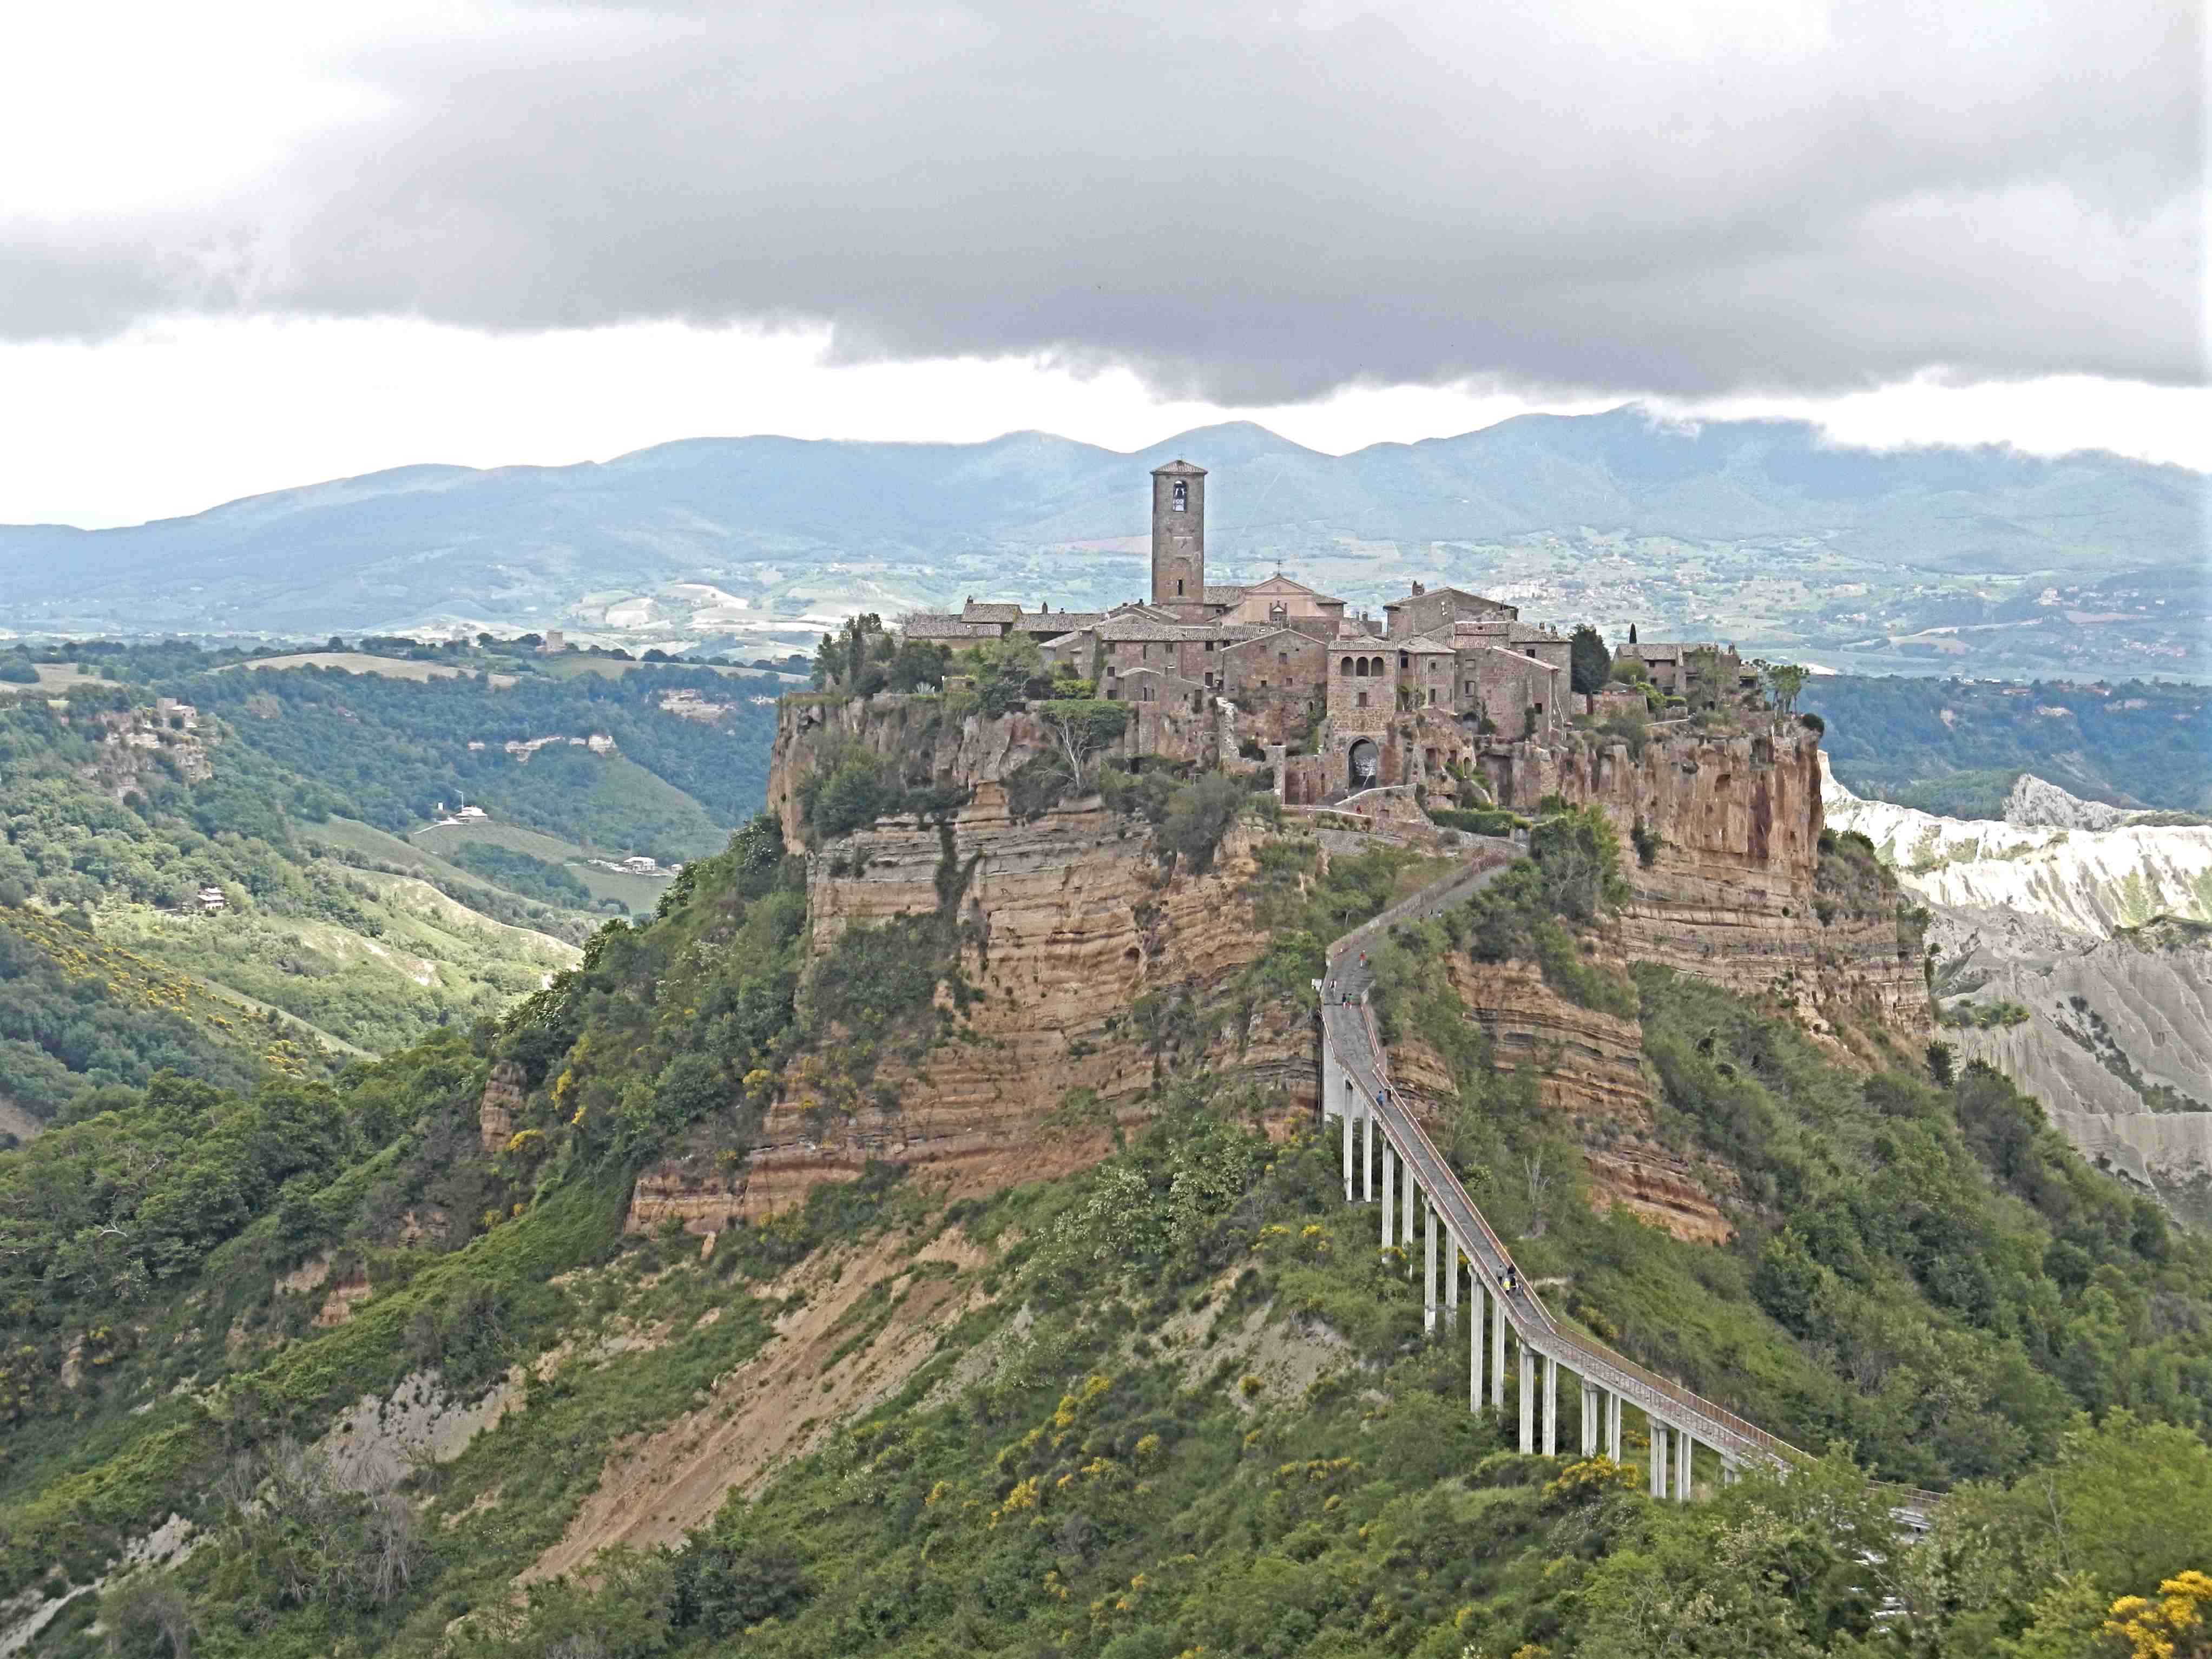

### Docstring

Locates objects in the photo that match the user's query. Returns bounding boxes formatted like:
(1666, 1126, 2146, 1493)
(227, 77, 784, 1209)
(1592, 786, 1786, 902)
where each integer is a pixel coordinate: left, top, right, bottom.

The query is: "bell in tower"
(1150, 459, 1207, 618)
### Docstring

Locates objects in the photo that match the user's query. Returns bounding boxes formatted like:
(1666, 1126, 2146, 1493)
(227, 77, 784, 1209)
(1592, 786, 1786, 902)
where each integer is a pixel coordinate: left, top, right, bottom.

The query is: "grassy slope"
(221, 653, 517, 687)
(409, 821, 672, 911)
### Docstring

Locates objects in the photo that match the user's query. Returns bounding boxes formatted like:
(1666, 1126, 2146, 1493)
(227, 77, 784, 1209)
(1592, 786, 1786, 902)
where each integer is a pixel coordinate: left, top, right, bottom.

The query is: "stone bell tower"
(1151, 459, 1206, 618)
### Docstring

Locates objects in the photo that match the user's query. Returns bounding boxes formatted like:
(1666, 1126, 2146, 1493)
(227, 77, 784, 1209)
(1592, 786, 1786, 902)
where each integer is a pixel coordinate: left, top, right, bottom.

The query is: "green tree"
(1762, 661, 1809, 715)
(1570, 624, 1612, 695)
(1036, 698, 1130, 790)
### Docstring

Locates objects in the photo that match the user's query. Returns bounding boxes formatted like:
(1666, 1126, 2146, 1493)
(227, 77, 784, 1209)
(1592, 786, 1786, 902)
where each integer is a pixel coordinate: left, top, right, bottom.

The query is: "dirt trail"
(523, 1224, 993, 1582)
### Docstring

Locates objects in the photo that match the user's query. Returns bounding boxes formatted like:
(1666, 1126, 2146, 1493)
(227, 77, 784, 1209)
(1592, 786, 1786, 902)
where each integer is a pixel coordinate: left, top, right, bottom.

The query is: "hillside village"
(901, 459, 1756, 805)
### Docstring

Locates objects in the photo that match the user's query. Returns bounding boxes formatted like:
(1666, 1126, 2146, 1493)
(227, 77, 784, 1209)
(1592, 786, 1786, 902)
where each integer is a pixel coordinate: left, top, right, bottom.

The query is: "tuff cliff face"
(630, 708, 1312, 1232)
(1379, 949, 1737, 1244)
(632, 701, 1921, 1239)
(1487, 721, 1928, 1026)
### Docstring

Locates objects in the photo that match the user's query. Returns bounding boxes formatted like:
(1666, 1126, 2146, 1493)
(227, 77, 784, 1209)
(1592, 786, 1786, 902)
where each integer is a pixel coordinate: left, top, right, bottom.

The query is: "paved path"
(1318, 841, 1936, 1517)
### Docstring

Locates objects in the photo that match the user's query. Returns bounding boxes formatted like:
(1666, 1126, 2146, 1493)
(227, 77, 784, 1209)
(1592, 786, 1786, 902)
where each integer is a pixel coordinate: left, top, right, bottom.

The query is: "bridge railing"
(1328, 844, 1520, 967)
(1321, 864, 1836, 1476)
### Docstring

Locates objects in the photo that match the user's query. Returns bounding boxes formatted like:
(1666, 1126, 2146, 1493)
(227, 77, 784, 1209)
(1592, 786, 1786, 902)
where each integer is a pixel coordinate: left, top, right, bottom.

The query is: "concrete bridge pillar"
(1676, 1426, 1694, 1502)
(1580, 1381, 1598, 1454)
(1542, 1355, 1558, 1456)
(1340, 1103, 1354, 1202)
(1518, 1345, 1535, 1453)
(1362, 1111, 1374, 1202)
(1422, 1202, 1437, 1332)
(1469, 1282, 1485, 1410)
(1381, 1145, 1396, 1249)
(1400, 1158, 1416, 1269)
(1607, 1392, 1623, 1462)
(1649, 1421, 1669, 1497)
(1490, 1296, 1506, 1410)
(1445, 1237, 1459, 1319)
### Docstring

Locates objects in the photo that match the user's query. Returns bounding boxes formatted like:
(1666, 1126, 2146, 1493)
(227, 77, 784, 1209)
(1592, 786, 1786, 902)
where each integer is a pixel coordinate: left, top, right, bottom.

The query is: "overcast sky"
(2, 0, 2203, 528)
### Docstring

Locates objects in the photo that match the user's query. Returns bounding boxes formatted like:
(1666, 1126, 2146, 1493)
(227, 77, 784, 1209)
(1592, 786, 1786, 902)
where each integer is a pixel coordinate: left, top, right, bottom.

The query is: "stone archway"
(1348, 738, 1379, 790)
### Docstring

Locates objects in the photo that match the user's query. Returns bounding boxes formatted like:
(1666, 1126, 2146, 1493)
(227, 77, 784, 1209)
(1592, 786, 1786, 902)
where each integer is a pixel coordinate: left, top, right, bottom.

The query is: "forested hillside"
(1808, 675, 2211, 815)
(5, 773, 2208, 1658)
(0, 644, 776, 1123)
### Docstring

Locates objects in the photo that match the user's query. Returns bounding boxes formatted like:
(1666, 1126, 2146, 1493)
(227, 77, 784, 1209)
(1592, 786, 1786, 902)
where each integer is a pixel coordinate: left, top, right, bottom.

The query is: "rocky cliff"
(1486, 720, 1928, 1026)
(1380, 952, 1738, 1243)
(633, 701, 1925, 1237)
(631, 699, 1313, 1231)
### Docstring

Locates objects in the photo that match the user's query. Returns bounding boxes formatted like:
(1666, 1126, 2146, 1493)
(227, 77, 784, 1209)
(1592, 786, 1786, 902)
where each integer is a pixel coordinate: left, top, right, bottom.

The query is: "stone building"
(902, 459, 1585, 794)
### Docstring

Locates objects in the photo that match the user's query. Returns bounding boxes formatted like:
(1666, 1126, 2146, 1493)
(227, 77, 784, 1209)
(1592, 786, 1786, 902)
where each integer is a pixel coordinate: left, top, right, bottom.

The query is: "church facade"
(900, 459, 1574, 795)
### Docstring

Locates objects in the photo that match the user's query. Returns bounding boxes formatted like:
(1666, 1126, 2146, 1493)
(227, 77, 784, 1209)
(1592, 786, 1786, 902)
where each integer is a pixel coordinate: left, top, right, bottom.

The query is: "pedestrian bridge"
(1318, 847, 1935, 1520)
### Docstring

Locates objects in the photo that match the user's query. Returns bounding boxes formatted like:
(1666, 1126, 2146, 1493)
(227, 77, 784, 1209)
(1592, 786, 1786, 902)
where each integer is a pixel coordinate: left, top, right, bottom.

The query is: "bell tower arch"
(1151, 459, 1206, 617)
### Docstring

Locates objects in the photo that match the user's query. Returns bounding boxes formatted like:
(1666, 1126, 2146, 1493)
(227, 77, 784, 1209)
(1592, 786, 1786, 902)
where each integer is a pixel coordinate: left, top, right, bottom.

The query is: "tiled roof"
(1385, 584, 1512, 611)
(1397, 633, 1456, 654)
(1470, 643, 1564, 669)
(904, 615, 1004, 640)
(1202, 585, 1250, 604)
(1021, 610, 1106, 630)
(962, 602, 1023, 623)
(1150, 458, 1206, 475)
(1098, 621, 1227, 642)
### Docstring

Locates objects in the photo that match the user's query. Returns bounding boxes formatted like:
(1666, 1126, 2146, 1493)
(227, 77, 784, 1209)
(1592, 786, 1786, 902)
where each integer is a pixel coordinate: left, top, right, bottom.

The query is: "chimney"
(1412, 581, 1425, 596)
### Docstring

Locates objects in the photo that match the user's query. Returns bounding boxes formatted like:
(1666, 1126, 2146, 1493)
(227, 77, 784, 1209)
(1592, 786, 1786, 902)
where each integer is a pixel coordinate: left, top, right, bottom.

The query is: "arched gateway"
(1348, 738, 1379, 789)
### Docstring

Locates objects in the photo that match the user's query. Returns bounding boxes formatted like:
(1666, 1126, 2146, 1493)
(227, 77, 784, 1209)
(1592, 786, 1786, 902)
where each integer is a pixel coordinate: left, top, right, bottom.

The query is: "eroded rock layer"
(1487, 722, 1927, 1024)
(631, 769, 1313, 1230)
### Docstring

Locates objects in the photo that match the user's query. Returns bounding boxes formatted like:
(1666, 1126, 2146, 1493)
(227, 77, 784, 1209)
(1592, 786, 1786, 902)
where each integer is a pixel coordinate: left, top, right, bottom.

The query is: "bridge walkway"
(1316, 840, 1936, 1521)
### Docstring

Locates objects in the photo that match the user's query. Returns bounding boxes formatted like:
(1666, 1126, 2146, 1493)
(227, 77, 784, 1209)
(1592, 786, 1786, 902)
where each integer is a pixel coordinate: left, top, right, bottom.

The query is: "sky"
(1, 0, 2203, 529)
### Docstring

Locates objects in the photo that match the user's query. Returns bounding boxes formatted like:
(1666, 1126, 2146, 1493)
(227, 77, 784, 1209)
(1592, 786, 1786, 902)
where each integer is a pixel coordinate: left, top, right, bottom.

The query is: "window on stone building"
(1428, 689, 1437, 705)
(1357, 690, 1369, 708)
(1176, 579, 1184, 596)
(1354, 658, 1368, 678)
(1340, 657, 1353, 676)
(1277, 651, 1288, 664)
(1173, 480, 1187, 512)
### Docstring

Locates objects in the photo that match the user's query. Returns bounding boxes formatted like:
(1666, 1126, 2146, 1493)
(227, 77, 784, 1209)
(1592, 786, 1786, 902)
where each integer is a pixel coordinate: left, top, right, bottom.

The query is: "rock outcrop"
(1486, 721, 1928, 1026)
(478, 1061, 525, 1155)
(1380, 952, 1735, 1243)
(633, 729, 1315, 1230)
(637, 701, 1921, 1237)
(2004, 772, 2136, 831)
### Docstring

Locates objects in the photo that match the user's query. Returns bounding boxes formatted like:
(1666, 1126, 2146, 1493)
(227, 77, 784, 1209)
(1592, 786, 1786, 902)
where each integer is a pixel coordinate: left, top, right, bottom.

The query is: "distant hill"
(1808, 676, 2212, 815)
(2, 408, 2201, 679)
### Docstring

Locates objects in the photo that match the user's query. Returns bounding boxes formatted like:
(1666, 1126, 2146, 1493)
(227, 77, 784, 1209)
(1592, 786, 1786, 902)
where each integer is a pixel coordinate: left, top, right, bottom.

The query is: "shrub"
(1160, 773, 1249, 874)
(1427, 807, 1525, 837)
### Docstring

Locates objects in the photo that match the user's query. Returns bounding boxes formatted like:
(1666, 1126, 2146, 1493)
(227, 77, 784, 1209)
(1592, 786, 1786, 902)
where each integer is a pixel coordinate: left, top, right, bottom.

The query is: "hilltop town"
(899, 459, 1754, 806)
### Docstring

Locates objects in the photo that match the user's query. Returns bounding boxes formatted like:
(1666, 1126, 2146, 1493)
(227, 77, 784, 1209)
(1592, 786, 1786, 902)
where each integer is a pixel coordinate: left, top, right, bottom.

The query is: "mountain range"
(2, 407, 2202, 678)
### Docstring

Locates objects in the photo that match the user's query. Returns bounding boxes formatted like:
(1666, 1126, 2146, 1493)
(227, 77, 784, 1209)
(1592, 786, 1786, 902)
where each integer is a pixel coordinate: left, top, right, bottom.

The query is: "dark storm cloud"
(5, 0, 2201, 400)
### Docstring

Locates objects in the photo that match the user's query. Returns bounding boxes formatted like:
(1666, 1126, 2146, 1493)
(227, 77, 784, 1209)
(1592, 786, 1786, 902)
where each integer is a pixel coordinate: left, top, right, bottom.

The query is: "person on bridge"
(1501, 1265, 1520, 1295)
